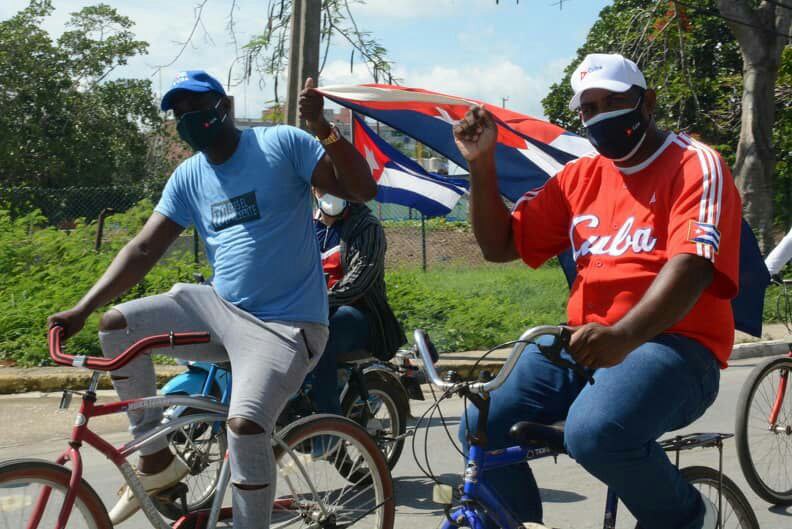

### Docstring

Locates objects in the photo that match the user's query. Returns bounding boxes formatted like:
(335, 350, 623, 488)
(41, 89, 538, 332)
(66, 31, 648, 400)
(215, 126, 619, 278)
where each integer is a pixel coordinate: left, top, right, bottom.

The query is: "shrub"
(0, 201, 209, 365)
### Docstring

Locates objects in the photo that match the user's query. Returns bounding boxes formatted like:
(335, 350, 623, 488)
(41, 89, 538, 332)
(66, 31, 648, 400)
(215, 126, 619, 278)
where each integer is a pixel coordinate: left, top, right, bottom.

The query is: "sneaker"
(108, 455, 190, 525)
(700, 491, 717, 529)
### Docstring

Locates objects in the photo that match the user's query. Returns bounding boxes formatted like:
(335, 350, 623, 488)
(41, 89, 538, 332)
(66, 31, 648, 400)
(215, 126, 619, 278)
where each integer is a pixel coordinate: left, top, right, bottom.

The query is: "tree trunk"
(286, 0, 322, 129)
(733, 59, 778, 251)
(718, 0, 792, 252)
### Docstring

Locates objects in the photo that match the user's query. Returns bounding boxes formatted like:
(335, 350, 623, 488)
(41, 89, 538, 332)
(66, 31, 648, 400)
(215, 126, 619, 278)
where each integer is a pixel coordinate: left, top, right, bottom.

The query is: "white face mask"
(318, 194, 348, 217)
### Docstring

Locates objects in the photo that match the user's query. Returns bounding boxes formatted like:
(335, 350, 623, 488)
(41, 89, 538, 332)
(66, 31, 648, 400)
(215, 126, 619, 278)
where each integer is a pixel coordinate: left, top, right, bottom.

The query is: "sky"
(1, 0, 612, 119)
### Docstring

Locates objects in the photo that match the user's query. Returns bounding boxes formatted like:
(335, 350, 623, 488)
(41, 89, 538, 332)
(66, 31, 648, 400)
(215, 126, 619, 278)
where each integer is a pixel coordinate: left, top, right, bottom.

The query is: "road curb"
(730, 339, 790, 360)
(0, 367, 185, 395)
(0, 340, 788, 395)
(432, 339, 791, 380)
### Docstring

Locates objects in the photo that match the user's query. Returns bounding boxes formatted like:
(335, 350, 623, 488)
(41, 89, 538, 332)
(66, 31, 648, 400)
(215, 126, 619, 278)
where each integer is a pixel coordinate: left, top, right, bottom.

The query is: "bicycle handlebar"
(48, 325, 211, 371)
(413, 325, 583, 395)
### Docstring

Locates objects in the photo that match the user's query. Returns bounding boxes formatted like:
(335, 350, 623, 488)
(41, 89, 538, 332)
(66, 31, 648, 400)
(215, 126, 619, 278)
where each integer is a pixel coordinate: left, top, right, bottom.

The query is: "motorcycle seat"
(336, 348, 371, 363)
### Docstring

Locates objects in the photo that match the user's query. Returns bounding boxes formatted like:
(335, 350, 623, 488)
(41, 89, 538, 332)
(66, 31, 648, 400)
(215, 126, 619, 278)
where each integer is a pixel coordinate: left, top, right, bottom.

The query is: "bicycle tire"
(342, 371, 409, 473)
(0, 458, 112, 529)
(735, 355, 792, 505)
(275, 414, 395, 529)
(634, 466, 759, 529)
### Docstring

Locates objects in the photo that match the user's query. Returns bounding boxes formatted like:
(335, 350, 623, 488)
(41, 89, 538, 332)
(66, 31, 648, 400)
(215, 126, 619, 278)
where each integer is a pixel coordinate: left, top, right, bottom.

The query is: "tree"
(541, 0, 790, 250)
(716, 0, 791, 251)
(229, 1, 395, 105)
(0, 1, 162, 189)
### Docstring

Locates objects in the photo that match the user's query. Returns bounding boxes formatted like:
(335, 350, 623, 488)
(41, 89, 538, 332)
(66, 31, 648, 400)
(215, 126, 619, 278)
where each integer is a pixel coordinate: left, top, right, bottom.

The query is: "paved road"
(1, 357, 791, 528)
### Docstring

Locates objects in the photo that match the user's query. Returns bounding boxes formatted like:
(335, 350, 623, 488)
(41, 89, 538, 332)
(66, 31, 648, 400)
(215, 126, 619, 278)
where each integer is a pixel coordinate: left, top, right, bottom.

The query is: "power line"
(673, 1, 792, 40)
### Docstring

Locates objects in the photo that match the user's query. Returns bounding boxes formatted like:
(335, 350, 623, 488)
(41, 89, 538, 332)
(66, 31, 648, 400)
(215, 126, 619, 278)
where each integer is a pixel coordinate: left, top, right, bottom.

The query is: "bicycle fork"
(768, 363, 789, 430)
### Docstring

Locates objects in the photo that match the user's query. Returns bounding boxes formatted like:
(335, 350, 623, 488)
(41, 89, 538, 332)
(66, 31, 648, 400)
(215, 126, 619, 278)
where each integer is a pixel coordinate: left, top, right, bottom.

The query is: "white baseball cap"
(568, 53, 647, 111)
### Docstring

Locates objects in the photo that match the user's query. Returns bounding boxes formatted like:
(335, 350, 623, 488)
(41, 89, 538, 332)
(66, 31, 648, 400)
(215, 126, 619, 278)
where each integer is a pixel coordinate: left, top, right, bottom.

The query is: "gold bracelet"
(319, 124, 341, 146)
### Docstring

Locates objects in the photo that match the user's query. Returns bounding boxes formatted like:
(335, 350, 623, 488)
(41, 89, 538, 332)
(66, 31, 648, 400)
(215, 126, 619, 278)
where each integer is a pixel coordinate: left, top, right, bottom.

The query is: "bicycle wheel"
(633, 466, 759, 529)
(342, 372, 409, 473)
(273, 414, 395, 529)
(157, 409, 227, 520)
(682, 466, 760, 529)
(735, 355, 792, 505)
(0, 459, 112, 529)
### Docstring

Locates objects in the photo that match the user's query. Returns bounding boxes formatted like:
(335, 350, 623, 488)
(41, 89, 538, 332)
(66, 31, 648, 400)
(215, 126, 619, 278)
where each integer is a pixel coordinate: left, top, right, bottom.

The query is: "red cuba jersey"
(511, 133, 742, 366)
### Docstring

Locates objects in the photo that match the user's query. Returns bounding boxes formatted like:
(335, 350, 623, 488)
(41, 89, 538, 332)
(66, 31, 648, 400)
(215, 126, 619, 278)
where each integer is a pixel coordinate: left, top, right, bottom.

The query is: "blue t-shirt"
(155, 126, 329, 325)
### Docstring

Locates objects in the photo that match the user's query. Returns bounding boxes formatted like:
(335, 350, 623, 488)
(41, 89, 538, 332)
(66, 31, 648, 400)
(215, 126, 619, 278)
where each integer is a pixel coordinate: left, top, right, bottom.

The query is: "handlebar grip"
(170, 332, 211, 346)
(558, 326, 572, 349)
(536, 327, 595, 385)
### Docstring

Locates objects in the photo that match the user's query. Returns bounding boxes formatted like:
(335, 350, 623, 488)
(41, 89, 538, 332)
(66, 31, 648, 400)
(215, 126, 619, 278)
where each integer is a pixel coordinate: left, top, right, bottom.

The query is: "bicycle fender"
(161, 370, 209, 396)
(361, 363, 404, 388)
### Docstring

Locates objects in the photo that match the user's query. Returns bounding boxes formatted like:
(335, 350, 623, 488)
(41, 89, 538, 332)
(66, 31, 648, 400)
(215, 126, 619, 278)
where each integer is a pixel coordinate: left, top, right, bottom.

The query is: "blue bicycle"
(412, 325, 760, 529)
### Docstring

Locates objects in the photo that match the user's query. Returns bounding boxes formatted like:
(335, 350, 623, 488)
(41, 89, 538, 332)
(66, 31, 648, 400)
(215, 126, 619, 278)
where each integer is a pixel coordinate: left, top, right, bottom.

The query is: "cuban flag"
(319, 84, 594, 202)
(688, 220, 722, 254)
(320, 84, 769, 338)
(353, 114, 465, 217)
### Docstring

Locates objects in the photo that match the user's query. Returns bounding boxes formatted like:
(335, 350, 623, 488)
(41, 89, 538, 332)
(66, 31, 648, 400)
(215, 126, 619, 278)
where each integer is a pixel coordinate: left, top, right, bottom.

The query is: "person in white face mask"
(308, 189, 406, 415)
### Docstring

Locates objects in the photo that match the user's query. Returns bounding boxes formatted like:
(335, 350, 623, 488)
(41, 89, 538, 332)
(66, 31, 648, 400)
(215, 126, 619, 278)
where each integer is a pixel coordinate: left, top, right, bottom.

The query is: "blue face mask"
(582, 96, 649, 161)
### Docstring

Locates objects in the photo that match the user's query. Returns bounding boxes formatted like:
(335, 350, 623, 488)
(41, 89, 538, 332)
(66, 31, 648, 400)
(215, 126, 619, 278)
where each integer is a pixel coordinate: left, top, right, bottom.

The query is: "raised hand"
(298, 77, 327, 134)
(453, 105, 497, 162)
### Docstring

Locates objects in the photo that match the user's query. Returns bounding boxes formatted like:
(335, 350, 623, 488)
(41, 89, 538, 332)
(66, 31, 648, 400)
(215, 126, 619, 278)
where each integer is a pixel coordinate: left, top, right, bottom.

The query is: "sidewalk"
(0, 324, 789, 394)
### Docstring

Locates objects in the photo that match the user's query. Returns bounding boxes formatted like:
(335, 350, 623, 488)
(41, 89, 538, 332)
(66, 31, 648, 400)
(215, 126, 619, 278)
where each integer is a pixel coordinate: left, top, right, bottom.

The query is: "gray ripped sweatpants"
(99, 283, 328, 529)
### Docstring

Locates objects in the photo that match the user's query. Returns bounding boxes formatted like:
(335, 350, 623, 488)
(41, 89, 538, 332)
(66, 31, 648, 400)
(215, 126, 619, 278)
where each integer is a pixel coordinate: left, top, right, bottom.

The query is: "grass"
(0, 202, 785, 365)
(387, 263, 569, 353)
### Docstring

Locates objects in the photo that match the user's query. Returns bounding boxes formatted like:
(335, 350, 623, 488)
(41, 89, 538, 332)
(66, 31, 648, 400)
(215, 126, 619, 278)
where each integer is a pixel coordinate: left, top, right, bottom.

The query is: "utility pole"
(501, 96, 509, 109)
(286, 0, 322, 129)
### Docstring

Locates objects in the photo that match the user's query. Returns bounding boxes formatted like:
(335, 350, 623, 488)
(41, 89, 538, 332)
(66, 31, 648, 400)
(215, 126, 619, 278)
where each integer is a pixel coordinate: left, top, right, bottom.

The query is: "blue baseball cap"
(161, 70, 226, 111)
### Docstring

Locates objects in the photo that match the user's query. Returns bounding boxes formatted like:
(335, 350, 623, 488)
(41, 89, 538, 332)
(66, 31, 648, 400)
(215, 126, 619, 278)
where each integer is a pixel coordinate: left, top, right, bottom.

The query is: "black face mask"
(583, 96, 649, 161)
(176, 99, 227, 152)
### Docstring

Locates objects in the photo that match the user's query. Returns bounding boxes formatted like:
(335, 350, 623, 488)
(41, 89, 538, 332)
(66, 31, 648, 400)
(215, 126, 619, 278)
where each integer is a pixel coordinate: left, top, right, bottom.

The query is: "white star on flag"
(364, 146, 380, 173)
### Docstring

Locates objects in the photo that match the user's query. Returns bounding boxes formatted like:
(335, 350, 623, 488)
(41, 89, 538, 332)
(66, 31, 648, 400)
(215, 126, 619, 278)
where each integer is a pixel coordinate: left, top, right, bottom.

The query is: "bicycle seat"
(509, 421, 566, 453)
(336, 348, 371, 363)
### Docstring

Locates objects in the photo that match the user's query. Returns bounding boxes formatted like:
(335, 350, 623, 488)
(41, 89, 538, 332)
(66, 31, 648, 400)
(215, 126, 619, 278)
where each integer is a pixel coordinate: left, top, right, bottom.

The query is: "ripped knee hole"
(227, 417, 266, 435)
(232, 483, 270, 490)
(99, 309, 127, 332)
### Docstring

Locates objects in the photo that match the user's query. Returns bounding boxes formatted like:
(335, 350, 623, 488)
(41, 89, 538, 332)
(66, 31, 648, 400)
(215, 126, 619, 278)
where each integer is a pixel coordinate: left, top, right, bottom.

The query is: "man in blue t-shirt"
(48, 70, 375, 527)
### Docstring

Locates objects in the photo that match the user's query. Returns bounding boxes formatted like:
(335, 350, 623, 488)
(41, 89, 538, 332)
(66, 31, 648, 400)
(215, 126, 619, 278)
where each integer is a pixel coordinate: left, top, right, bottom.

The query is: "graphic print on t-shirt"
(210, 191, 261, 231)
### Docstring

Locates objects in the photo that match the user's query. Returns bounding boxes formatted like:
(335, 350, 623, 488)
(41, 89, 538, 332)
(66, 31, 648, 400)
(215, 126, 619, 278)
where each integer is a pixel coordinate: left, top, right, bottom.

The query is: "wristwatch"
(319, 124, 341, 146)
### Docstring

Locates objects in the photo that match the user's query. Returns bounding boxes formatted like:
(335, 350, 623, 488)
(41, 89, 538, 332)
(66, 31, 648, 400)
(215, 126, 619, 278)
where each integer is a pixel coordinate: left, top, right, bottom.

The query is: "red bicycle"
(735, 277, 792, 505)
(0, 326, 394, 529)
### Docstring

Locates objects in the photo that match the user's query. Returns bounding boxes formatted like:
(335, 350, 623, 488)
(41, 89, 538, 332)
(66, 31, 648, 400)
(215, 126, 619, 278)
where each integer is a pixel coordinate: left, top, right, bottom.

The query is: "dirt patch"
(384, 226, 487, 269)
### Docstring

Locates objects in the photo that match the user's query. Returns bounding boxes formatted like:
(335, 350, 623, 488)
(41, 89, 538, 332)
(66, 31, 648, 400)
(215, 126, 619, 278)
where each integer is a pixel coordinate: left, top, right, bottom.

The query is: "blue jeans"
(458, 333, 720, 529)
(309, 305, 371, 415)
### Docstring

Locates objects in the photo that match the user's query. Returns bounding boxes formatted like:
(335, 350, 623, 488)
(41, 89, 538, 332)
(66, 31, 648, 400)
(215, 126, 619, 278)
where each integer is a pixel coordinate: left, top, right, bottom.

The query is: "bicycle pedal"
(432, 483, 454, 505)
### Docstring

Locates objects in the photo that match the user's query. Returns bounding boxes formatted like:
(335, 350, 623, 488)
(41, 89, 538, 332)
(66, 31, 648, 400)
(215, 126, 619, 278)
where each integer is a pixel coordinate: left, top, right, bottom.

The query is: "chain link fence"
(1, 186, 479, 270)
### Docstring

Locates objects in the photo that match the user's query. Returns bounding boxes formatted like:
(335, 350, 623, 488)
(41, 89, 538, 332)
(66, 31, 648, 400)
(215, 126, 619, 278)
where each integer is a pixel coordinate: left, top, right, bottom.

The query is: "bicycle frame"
(438, 390, 622, 529)
(29, 373, 228, 529)
(768, 348, 792, 427)
(40, 326, 341, 529)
